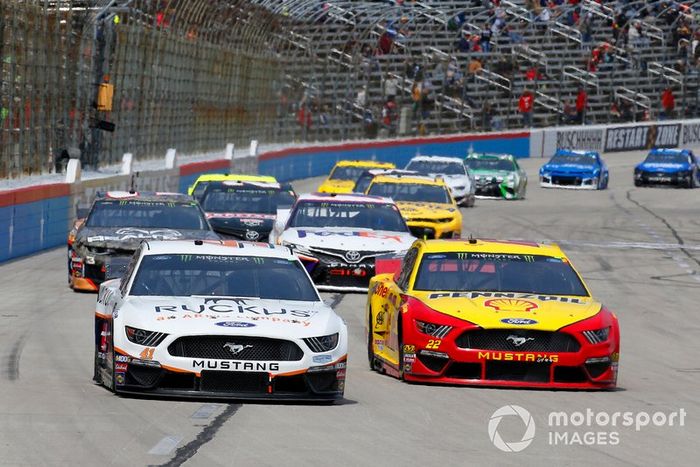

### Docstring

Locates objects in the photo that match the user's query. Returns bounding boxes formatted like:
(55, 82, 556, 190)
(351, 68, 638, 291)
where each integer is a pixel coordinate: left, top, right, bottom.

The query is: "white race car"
(405, 155, 476, 207)
(271, 193, 416, 292)
(93, 240, 347, 401)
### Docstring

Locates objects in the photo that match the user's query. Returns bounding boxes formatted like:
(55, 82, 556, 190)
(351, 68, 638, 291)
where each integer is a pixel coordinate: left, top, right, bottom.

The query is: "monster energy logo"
(252, 257, 264, 264)
(457, 253, 468, 260)
(523, 255, 535, 262)
(181, 254, 192, 262)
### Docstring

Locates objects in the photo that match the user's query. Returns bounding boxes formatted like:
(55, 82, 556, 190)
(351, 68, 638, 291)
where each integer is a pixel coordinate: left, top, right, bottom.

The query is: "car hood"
(413, 291, 602, 331)
(318, 179, 356, 193)
(280, 227, 415, 252)
(76, 226, 218, 250)
(541, 163, 597, 174)
(636, 162, 689, 172)
(472, 169, 513, 179)
(206, 213, 275, 235)
(426, 173, 470, 188)
(396, 201, 459, 218)
(119, 296, 341, 337)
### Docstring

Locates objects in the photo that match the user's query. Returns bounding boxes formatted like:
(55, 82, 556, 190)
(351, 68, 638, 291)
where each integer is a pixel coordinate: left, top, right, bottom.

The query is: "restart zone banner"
(603, 124, 681, 152)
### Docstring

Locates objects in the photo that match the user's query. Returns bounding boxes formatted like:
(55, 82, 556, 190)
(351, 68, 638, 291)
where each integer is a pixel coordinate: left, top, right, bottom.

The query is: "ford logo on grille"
(500, 318, 538, 325)
(345, 250, 361, 262)
(215, 321, 256, 328)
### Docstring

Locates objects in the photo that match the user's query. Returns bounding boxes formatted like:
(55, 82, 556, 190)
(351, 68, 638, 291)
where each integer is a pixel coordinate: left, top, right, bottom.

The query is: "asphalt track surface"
(1, 151, 699, 466)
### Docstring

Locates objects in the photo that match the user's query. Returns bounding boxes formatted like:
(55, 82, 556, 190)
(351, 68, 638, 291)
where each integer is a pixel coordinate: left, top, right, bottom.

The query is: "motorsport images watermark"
(488, 405, 687, 452)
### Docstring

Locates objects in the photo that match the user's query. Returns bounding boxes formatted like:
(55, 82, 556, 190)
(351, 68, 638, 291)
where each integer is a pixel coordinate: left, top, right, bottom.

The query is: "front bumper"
(309, 259, 375, 291)
(398, 319, 618, 389)
(406, 219, 460, 240)
(635, 171, 689, 185)
(540, 174, 598, 189)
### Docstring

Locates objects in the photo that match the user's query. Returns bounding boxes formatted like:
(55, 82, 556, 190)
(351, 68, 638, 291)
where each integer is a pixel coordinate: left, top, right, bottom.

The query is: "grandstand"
(254, 0, 700, 141)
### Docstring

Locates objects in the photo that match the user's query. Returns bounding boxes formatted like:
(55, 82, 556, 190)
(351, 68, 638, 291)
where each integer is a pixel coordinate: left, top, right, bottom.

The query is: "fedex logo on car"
(296, 230, 403, 242)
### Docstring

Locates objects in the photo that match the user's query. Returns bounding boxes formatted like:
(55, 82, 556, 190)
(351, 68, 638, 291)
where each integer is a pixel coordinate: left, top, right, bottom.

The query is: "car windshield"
(86, 200, 208, 230)
(353, 174, 375, 193)
(329, 166, 374, 181)
(549, 154, 597, 166)
(289, 201, 408, 232)
(368, 182, 451, 204)
(465, 158, 514, 171)
(130, 254, 319, 300)
(406, 160, 465, 175)
(413, 252, 588, 296)
(644, 153, 688, 164)
(201, 187, 277, 214)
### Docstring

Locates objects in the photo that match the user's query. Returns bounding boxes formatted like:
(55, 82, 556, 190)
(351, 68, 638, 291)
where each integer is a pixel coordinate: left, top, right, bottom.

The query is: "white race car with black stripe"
(93, 240, 347, 401)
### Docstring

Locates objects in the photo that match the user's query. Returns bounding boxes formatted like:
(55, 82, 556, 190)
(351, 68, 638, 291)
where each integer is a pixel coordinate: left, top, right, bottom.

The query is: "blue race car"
(634, 148, 700, 188)
(539, 149, 609, 190)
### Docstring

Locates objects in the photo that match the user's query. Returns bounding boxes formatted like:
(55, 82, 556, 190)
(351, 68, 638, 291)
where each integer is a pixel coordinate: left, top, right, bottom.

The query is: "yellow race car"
(366, 238, 620, 389)
(318, 160, 396, 194)
(188, 173, 277, 200)
(366, 174, 462, 239)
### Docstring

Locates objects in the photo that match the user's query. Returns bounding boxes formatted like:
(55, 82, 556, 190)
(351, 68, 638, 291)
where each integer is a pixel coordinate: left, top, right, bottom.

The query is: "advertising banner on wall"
(604, 124, 681, 152)
(556, 128, 604, 151)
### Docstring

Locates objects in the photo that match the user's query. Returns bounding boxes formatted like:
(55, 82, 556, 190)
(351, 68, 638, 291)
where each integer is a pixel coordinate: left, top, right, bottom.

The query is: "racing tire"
(93, 346, 102, 385)
(634, 179, 643, 187)
(397, 319, 405, 381)
(367, 312, 376, 370)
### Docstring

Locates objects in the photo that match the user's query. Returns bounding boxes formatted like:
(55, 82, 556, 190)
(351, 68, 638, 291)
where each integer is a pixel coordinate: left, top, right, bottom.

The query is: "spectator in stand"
(383, 73, 399, 101)
(661, 86, 675, 119)
(457, 31, 473, 53)
(382, 97, 398, 136)
(576, 86, 588, 124)
(628, 21, 643, 49)
(525, 65, 544, 82)
(480, 23, 493, 52)
(610, 100, 622, 122)
(535, 7, 551, 31)
(481, 99, 493, 130)
(519, 89, 534, 127)
(468, 57, 483, 76)
(377, 27, 397, 55)
(580, 12, 593, 46)
(562, 98, 578, 124)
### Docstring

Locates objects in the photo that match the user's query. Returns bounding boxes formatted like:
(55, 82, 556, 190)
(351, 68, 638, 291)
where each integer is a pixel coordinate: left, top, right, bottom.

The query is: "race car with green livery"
(464, 153, 527, 199)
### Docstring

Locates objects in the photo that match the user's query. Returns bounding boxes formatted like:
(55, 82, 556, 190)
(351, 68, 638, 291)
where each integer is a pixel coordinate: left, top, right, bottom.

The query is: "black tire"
(367, 312, 375, 370)
(634, 179, 643, 187)
(397, 319, 405, 381)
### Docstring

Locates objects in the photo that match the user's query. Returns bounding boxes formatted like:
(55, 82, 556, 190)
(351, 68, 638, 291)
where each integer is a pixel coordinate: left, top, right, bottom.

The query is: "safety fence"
(1, 0, 283, 178)
(4, 117, 700, 263)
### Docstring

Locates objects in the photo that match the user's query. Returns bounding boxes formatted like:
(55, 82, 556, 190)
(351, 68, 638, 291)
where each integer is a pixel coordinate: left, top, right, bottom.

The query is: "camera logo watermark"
(488, 405, 536, 452)
(489, 406, 686, 452)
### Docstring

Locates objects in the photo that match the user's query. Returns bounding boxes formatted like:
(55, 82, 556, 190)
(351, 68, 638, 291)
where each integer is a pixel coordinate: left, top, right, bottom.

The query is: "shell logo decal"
(484, 299, 539, 313)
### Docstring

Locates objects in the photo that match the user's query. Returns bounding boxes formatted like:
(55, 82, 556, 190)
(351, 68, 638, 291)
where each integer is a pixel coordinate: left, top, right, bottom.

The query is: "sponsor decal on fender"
(296, 230, 405, 242)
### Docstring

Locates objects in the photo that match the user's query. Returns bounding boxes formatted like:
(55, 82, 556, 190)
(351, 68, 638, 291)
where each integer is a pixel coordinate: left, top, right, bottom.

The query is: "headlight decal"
(125, 326, 169, 347)
(582, 327, 609, 344)
(303, 333, 339, 353)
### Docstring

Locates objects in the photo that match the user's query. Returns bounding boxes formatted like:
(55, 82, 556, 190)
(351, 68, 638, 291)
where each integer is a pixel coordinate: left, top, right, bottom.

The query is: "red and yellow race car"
(366, 239, 619, 389)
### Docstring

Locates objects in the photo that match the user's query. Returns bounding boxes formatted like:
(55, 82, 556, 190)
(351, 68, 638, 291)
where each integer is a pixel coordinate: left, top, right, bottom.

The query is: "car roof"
(96, 191, 193, 203)
(193, 173, 278, 184)
(334, 160, 396, 168)
(408, 155, 464, 164)
(142, 240, 295, 259)
(467, 152, 515, 160)
(204, 180, 281, 190)
(298, 192, 395, 204)
(554, 149, 599, 157)
(648, 148, 690, 156)
(371, 174, 446, 186)
(417, 238, 567, 257)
